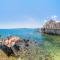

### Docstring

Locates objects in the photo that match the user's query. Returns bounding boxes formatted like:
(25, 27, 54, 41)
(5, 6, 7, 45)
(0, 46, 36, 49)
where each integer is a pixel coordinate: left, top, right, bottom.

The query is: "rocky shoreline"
(41, 20, 60, 35)
(41, 28, 60, 35)
(0, 36, 37, 56)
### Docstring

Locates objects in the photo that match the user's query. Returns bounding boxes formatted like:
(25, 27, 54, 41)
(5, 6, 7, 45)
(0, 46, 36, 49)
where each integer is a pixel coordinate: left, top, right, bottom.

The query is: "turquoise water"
(0, 28, 43, 43)
(0, 28, 60, 60)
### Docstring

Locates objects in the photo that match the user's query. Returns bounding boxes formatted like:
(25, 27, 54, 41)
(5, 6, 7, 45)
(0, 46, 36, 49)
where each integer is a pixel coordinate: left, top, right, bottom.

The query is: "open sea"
(0, 28, 43, 43)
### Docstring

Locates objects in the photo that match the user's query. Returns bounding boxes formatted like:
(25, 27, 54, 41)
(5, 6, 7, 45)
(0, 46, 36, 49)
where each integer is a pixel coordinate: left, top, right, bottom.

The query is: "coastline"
(41, 28, 60, 35)
(41, 20, 60, 35)
(0, 28, 60, 60)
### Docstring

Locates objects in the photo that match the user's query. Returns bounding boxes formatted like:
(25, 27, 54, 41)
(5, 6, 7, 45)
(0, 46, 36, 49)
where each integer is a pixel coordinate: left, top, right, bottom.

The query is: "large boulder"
(5, 36, 21, 47)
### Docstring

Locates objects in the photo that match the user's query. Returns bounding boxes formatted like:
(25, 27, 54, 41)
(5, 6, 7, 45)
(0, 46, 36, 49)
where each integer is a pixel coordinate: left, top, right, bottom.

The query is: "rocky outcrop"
(0, 36, 37, 56)
(41, 20, 60, 35)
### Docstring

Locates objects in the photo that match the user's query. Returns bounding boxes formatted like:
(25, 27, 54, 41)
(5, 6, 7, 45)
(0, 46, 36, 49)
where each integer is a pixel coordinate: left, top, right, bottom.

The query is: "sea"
(0, 28, 60, 60)
(0, 28, 44, 43)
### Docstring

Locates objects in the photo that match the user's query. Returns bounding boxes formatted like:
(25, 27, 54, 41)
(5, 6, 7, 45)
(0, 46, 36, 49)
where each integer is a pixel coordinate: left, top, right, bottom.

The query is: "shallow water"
(0, 28, 60, 60)
(42, 34, 60, 60)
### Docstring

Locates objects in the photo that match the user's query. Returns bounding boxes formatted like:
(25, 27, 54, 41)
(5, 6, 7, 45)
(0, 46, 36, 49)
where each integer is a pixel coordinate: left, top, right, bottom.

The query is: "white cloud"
(51, 15, 57, 20)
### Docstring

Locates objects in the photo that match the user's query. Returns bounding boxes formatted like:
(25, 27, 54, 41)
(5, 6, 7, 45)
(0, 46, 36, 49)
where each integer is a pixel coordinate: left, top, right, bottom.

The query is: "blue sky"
(0, 0, 60, 28)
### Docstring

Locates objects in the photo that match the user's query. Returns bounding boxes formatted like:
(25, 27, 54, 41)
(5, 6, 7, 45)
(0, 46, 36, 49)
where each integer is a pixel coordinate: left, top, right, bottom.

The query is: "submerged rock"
(0, 36, 37, 56)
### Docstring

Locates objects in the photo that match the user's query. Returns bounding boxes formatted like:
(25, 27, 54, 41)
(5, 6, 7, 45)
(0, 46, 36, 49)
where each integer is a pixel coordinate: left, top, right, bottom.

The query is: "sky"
(0, 0, 60, 29)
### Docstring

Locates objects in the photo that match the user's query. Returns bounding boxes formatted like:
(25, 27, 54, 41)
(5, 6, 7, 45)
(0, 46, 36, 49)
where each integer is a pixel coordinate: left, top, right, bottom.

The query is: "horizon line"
(0, 27, 41, 29)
